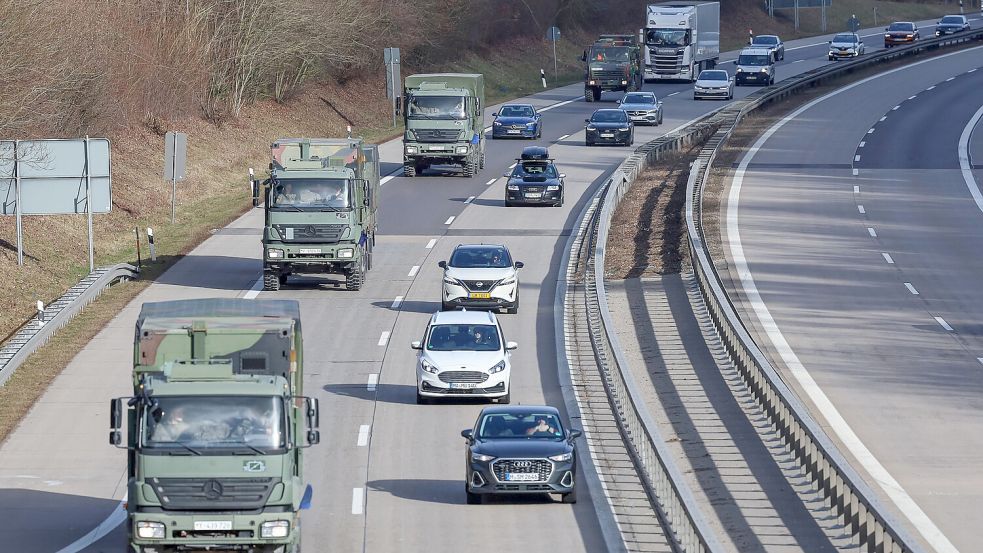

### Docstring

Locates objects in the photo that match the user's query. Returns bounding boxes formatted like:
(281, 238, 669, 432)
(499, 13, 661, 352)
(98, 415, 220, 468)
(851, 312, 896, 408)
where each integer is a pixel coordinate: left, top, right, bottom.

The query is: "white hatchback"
(411, 310, 516, 404)
(439, 244, 523, 314)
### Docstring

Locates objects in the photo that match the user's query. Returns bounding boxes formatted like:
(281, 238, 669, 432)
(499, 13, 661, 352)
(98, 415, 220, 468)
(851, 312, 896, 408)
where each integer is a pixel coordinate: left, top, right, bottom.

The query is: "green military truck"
(251, 138, 381, 292)
(402, 73, 485, 177)
(582, 34, 643, 102)
(110, 298, 319, 553)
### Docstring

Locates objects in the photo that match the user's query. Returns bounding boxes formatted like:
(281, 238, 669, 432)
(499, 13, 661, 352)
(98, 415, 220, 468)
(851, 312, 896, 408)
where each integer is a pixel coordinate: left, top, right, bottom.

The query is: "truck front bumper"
(585, 79, 629, 91)
(129, 511, 298, 552)
(264, 242, 361, 275)
(404, 142, 473, 163)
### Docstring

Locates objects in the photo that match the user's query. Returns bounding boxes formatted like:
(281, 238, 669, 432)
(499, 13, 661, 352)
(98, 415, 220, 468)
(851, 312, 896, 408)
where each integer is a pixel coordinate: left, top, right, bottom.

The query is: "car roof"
(479, 405, 561, 417)
(431, 309, 498, 325)
(454, 243, 508, 251)
(593, 108, 626, 114)
(941, 14, 966, 20)
(502, 103, 534, 108)
(739, 47, 773, 55)
(889, 21, 915, 25)
(754, 34, 780, 40)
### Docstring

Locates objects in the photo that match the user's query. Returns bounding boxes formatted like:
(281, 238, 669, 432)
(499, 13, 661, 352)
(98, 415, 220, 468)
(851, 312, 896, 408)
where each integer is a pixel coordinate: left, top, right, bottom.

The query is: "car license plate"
(524, 193, 541, 198)
(450, 382, 478, 389)
(506, 473, 539, 481)
(299, 248, 320, 254)
(469, 292, 491, 299)
(507, 130, 520, 134)
(600, 133, 614, 138)
(194, 520, 232, 531)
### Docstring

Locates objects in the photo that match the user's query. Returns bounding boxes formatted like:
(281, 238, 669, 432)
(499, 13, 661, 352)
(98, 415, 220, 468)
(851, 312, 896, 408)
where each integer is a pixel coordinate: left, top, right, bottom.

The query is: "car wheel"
(496, 391, 511, 404)
(561, 487, 577, 504)
(416, 391, 430, 405)
(505, 200, 513, 207)
(586, 140, 593, 147)
(466, 486, 483, 505)
(658, 113, 663, 125)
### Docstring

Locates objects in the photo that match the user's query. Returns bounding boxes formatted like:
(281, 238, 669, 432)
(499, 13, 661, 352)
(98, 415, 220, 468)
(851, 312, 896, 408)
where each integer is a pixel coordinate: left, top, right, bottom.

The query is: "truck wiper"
(213, 441, 269, 455)
(168, 442, 202, 455)
(272, 206, 304, 212)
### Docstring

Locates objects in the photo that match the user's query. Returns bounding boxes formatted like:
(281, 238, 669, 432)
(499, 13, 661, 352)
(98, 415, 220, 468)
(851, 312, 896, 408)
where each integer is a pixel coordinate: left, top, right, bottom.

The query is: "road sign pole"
(13, 140, 23, 267)
(552, 38, 558, 83)
(170, 149, 177, 224)
(822, 0, 826, 32)
(84, 135, 94, 272)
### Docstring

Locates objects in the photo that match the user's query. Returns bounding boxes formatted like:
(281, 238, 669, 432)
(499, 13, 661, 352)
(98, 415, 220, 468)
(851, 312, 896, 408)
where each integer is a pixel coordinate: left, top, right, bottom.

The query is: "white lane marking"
(854, 155, 862, 162)
(867, 128, 875, 134)
(978, 357, 983, 365)
(464, 196, 475, 204)
(867, 227, 877, 237)
(892, 105, 900, 111)
(377, 331, 390, 346)
(391, 296, 404, 309)
(969, 68, 978, 73)
(557, 134, 570, 141)
(934, 316, 954, 331)
(945, 77, 956, 82)
(408, 265, 420, 277)
(858, 205, 866, 214)
(791, 59, 806, 64)
(486, 178, 497, 185)
(538, 98, 578, 112)
(508, 163, 517, 169)
(425, 238, 437, 249)
(882, 252, 895, 264)
(726, 46, 980, 553)
(243, 277, 263, 300)
(852, 169, 859, 176)
(859, 141, 866, 148)
(854, 185, 860, 193)
(352, 488, 364, 514)
(957, 103, 983, 214)
(879, 116, 887, 122)
(357, 424, 371, 447)
(927, 85, 936, 91)
(381, 175, 395, 186)
(444, 216, 455, 225)
(667, 91, 679, 96)
(55, 497, 128, 553)
(367, 374, 378, 391)
(905, 282, 919, 295)
(908, 95, 917, 100)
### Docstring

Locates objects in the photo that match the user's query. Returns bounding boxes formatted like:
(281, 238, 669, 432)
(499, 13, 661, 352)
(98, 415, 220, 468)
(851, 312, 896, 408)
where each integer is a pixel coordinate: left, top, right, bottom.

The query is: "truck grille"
(461, 279, 497, 292)
(492, 459, 552, 482)
(590, 69, 624, 81)
(149, 477, 277, 511)
(414, 129, 461, 143)
(438, 371, 489, 384)
(651, 48, 684, 73)
(273, 224, 346, 243)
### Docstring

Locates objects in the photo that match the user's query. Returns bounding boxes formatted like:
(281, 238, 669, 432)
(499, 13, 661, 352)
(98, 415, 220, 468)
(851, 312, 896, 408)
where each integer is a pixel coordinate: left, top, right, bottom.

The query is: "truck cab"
(402, 73, 485, 178)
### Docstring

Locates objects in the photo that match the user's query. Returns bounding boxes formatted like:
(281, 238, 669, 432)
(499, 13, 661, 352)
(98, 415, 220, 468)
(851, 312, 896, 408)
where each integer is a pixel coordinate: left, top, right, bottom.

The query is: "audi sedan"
(439, 244, 523, 313)
(936, 15, 970, 36)
(504, 151, 565, 207)
(828, 33, 865, 60)
(461, 405, 582, 504)
(585, 109, 634, 146)
(491, 104, 542, 139)
(884, 22, 919, 47)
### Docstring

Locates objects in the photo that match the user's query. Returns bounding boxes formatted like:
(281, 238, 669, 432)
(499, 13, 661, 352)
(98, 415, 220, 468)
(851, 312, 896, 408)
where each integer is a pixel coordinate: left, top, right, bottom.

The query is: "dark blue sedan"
(492, 104, 542, 139)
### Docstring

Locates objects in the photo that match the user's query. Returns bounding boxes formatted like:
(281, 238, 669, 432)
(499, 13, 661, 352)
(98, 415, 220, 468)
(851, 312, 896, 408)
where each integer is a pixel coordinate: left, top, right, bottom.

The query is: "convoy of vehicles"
(585, 109, 635, 146)
(884, 22, 920, 47)
(644, 1, 720, 82)
(750, 34, 785, 61)
(504, 147, 566, 207)
(618, 91, 664, 125)
(735, 47, 776, 86)
(581, 34, 643, 102)
(828, 33, 866, 60)
(492, 104, 543, 139)
(693, 69, 734, 100)
(402, 73, 486, 177)
(439, 243, 524, 312)
(936, 15, 970, 36)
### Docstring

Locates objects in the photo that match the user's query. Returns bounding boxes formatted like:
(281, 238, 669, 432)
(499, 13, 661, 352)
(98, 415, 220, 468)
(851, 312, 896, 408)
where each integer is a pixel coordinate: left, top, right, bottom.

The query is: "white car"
(411, 310, 517, 404)
(828, 33, 865, 60)
(439, 244, 523, 314)
(693, 69, 734, 100)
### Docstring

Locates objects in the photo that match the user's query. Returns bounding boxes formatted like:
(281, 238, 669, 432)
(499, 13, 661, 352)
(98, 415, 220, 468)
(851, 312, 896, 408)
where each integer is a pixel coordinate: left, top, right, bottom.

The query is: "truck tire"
(462, 154, 476, 178)
(403, 162, 416, 177)
(479, 151, 485, 169)
(278, 273, 289, 286)
(346, 253, 366, 291)
(585, 87, 596, 102)
(263, 272, 280, 292)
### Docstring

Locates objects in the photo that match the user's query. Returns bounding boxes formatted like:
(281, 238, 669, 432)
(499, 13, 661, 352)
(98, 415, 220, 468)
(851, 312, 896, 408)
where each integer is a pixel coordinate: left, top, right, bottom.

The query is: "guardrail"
(574, 28, 983, 552)
(0, 263, 139, 387)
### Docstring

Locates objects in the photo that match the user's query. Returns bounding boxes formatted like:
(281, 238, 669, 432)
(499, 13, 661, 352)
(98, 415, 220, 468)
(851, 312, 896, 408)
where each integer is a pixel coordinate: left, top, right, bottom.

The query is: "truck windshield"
(738, 54, 771, 66)
(590, 46, 631, 62)
(272, 178, 350, 209)
(646, 28, 689, 47)
(144, 396, 285, 453)
(407, 95, 467, 120)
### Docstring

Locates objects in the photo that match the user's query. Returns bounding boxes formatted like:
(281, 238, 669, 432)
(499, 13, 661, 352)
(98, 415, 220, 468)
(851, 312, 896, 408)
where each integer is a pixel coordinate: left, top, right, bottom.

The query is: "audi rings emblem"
(513, 460, 533, 468)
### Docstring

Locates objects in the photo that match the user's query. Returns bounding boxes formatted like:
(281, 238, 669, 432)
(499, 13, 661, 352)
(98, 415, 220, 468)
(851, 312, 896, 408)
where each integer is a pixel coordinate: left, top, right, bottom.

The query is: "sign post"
(164, 131, 187, 224)
(546, 26, 561, 84)
(384, 48, 401, 128)
(84, 136, 94, 272)
(14, 141, 23, 266)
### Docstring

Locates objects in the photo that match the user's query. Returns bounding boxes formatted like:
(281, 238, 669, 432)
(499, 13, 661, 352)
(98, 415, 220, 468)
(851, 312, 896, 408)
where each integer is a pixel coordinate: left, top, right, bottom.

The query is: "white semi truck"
(644, 1, 720, 82)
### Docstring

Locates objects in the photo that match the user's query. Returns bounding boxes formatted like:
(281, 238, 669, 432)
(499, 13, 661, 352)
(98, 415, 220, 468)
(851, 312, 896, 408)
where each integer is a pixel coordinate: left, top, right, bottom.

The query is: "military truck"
(110, 298, 319, 553)
(402, 73, 485, 177)
(582, 34, 643, 102)
(251, 138, 381, 292)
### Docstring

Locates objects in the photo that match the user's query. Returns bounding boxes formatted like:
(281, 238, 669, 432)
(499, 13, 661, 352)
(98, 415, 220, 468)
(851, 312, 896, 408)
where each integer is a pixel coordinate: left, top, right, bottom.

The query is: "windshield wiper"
(212, 441, 269, 455)
(273, 206, 304, 212)
(167, 442, 202, 456)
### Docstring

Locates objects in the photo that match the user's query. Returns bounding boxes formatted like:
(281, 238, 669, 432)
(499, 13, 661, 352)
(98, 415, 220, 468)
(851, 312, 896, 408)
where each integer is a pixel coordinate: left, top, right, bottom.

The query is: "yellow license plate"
(469, 292, 491, 299)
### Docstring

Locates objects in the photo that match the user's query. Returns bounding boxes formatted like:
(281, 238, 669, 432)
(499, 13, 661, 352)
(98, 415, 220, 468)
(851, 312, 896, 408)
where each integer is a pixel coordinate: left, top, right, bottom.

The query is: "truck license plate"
(469, 292, 491, 299)
(505, 473, 539, 481)
(450, 382, 478, 389)
(430, 145, 446, 150)
(299, 248, 321, 254)
(194, 520, 232, 531)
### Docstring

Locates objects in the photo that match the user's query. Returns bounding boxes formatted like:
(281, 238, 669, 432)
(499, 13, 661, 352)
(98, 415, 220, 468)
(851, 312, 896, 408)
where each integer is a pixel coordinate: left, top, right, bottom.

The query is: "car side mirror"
(504, 172, 512, 177)
(514, 261, 524, 269)
(411, 341, 422, 350)
(584, 119, 591, 123)
(492, 112, 499, 117)
(437, 260, 447, 269)
(568, 429, 583, 442)
(559, 174, 566, 179)
(505, 341, 518, 351)
(616, 99, 621, 104)
(461, 429, 474, 441)
(828, 40, 832, 44)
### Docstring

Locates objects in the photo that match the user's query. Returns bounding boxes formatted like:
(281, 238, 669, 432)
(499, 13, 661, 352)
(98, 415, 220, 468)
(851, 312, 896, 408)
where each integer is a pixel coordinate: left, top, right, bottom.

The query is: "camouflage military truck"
(109, 298, 320, 553)
(582, 34, 644, 102)
(402, 73, 485, 177)
(251, 138, 381, 292)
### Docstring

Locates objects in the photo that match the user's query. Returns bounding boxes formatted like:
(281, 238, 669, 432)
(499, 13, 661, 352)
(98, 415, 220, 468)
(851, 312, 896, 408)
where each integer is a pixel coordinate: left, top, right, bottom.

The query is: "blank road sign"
(164, 131, 187, 181)
(0, 138, 112, 215)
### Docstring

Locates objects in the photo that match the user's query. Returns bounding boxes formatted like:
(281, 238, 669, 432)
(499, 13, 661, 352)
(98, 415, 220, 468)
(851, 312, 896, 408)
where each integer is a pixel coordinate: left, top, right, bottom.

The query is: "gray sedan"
(617, 91, 663, 125)
(693, 69, 734, 100)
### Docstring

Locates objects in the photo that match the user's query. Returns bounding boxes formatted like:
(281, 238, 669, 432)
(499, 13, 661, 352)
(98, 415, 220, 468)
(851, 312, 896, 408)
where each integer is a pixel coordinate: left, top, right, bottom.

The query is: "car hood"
(424, 349, 504, 371)
(473, 438, 572, 458)
(830, 41, 858, 48)
(588, 120, 630, 129)
(495, 116, 535, 125)
(695, 79, 729, 87)
(886, 30, 914, 35)
(620, 102, 658, 111)
(445, 266, 515, 282)
(937, 24, 963, 30)
(508, 175, 561, 185)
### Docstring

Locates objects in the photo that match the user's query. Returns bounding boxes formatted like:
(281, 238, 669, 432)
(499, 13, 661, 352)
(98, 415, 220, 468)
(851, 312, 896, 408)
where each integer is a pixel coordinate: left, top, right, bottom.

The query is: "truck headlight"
(136, 521, 165, 539)
(546, 185, 560, 191)
(421, 359, 439, 374)
(472, 453, 495, 462)
(621, 80, 628, 85)
(488, 360, 506, 374)
(588, 80, 596, 85)
(405, 146, 417, 154)
(267, 248, 284, 259)
(337, 248, 354, 259)
(260, 520, 290, 538)
(456, 146, 469, 154)
(549, 452, 573, 462)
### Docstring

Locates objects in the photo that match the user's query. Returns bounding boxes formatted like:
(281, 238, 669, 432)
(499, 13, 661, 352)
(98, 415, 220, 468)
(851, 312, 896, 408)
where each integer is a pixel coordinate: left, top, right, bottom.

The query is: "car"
(935, 15, 970, 36)
(693, 69, 734, 100)
(828, 33, 865, 60)
(585, 109, 634, 146)
(411, 310, 516, 404)
(491, 104, 542, 139)
(438, 243, 523, 313)
(617, 91, 664, 125)
(735, 47, 775, 86)
(504, 153, 565, 207)
(461, 405, 582, 504)
(750, 34, 785, 61)
(884, 22, 920, 47)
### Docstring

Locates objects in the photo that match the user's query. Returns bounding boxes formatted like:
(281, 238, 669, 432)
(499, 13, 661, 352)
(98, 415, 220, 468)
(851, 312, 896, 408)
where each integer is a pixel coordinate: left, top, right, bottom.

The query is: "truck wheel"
(278, 273, 289, 286)
(462, 154, 476, 178)
(585, 87, 596, 102)
(346, 253, 365, 291)
(403, 163, 416, 177)
(263, 272, 280, 292)
(479, 151, 485, 169)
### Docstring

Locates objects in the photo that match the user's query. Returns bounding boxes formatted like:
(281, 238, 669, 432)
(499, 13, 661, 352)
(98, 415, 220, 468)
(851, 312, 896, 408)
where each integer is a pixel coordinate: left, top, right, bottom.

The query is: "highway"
(723, 45, 983, 552)
(0, 15, 974, 552)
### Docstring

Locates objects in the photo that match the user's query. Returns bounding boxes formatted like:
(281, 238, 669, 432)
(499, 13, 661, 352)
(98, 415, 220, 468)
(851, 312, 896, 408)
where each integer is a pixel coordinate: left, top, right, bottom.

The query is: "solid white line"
(867, 227, 877, 237)
(858, 205, 866, 214)
(381, 175, 395, 186)
(854, 185, 860, 193)
(464, 196, 475, 204)
(855, 155, 862, 162)
(859, 141, 866, 148)
(444, 216, 455, 225)
(391, 296, 403, 309)
(945, 77, 956, 82)
(892, 105, 900, 111)
(957, 104, 983, 214)
(408, 265, 420, 277)
(486, 178, 497, 185)
(667, 91, 679, 96)
(934, 316, 954, 331)
(879, 116, 887, 121)
(377, 331, 390, 346)
(538, 98, 577, 112)
(367, 373, 378, 391)
(243, 277, 263, 300)
(905, 282, 919, 295)
(969, 68, 978, 73)
(852, 169, 859, 176)
(557, 134, 570, 141)
(55, 498, 127, 553)
(425, 238, 437, 249)
(882, 252, 895, 264)
(927, 85, 936, 91)
(357, 424, 370, 447)
(867, 128, 875, 134)
(352, 488, 364, 514)
(726, 47, 979, 553)
(908, 95, 917, 100)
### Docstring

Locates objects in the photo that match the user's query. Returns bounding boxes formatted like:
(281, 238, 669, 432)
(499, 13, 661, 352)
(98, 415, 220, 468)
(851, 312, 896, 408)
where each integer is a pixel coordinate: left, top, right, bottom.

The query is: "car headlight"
(260, 520, 290, 539)
(499, 275, 516, 286)
(586, 124, 596, 131)
(443, 276, 462, 286)
(405, 145, 417, 154)
(526, 122, 537, 128)
(546, 185, 560, 191)
(736, 67, 743, 73)
(506, 184, 519, 191)
(337, 248, 354, 258)
(549, 452, 573, 462)
(421, 359, 439, 374)
(488, 360, 506, 374)
(906, 34, 914, 38)
(493, 121, 502, 126)
(760, 67, 768, 73)
(472, 453, 495, 462)
(935, 31, 941, 36)
(618, 126, 630, 131)
(266, 248, 284, 259)
(884, 33, 891, 38)
(136, 521, 165, 539)
(456, 146, 469, 154)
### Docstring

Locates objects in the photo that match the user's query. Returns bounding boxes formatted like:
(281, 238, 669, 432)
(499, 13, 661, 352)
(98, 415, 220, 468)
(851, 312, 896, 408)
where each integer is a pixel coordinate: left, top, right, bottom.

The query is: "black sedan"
(585, 109, 634, 146)
(462, 405, 581, 504)
(492, 104, 542, 139)
(504, 156, 565, 207)
(936, 15, 970, 36)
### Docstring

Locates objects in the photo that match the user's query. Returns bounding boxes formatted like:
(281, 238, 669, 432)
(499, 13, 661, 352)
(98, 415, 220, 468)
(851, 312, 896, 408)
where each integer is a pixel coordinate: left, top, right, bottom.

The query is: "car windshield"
(622, 94, 655, 104)
(477, 413, 565, 439)
(427, 324, 501, 351)
(449, 247, 513, 268)
(646, 28, 688, 47)
(699, 71, 728, 81)
(500, 105, 534, 117)
(752, 36, 779, 45)
(940, 16, 963, 24)
(888, 23, 914, 31)
(832, 34, 857, 42)
(591, 111, 627, 123)
(406, 95, 467, 120)
(513, 162, 558, 178)
(590, 46, 630, 62)
(272, 178, 350, 209)
(738, 54, 771, 66)
(144, 396, 285, 453)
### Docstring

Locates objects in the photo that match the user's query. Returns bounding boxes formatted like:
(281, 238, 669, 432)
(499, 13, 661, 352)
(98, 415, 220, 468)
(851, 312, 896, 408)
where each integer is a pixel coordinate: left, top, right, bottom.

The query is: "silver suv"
(735, 47, 775, 86)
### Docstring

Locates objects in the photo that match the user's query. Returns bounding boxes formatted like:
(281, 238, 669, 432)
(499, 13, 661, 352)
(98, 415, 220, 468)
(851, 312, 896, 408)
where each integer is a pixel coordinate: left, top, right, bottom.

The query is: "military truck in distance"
(109, 298, 319, 553)
(251, 138, 381, 292)
(402, 73, 486, 177)
(582, 34, 643, 102)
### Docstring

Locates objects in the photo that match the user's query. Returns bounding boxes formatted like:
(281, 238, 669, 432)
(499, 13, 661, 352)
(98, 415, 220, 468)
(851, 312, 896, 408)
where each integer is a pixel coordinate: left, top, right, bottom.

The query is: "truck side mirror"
(301, 397, 320, 447)
(109, 398, 126, 448)
(581, 51, 587, 62)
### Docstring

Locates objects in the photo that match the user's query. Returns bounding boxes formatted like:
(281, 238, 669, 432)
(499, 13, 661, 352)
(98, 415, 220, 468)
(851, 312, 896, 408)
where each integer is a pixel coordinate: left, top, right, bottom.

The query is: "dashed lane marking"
(425, 238, 437, 249)
(867, 227, 877, 237)
(934, 316, 954, 331)
(444, 216, 455, 225)
(377, 331, 390, 346)
(408, 265, 419, 277)
(905, 282, 919, 295)
(352, 488, 364, 514)
(367, 374, 379, 391)
(391, 296, 404, 309)
(882, 252, 895, 264)
(357, 425, 370, 447)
